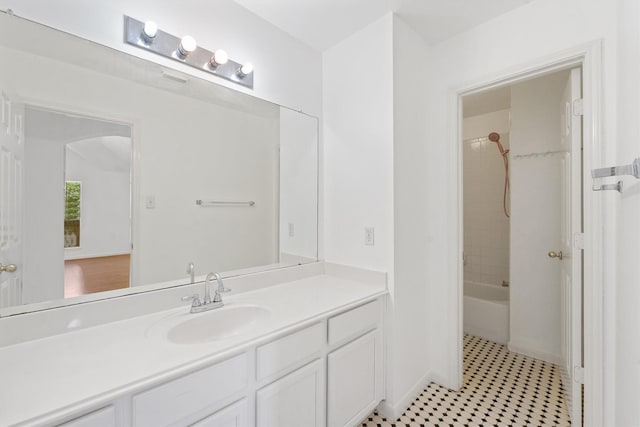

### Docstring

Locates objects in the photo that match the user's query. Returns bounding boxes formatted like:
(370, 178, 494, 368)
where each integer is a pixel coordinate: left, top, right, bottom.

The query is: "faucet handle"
(216, 275, 231, 293)
(212, 290, 223, 303)
(182, 294, 202, 307)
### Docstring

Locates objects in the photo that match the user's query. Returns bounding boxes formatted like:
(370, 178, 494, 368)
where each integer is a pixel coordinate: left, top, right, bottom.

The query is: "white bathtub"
(463, 281, 509, 344)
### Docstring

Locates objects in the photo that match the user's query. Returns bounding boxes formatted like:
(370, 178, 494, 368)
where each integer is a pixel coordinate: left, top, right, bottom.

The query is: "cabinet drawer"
(328, 299, 381, 346)
(257, 322, 324, 381)
(58, 406, 115, 427)
(133, 353, 247, 427)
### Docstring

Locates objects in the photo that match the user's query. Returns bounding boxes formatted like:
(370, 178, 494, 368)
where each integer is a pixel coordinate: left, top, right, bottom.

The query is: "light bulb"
(178, 35, 197, 57)
(210, 49, 229, 67)
(142, 21, 158, 40)
(238, 62, 254, 77)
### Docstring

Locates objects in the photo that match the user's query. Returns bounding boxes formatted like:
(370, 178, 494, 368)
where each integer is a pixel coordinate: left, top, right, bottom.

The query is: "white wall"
(509, 71, 568, 364)
(323, 15, 394, 276)
(279, 108, 318, 261)
(463, 110, 510, 287)
(323, 12, 397, 408)
(134, 91, 280, 286)
(614, 1, 640, 424)
(389, 15, 431, 415)
(0, 0, 322, 117)
(323, 13, 431, 417)
(23, 136, 64, 304)
(423, 0, 621, 422)
(65, 139, 131, 260)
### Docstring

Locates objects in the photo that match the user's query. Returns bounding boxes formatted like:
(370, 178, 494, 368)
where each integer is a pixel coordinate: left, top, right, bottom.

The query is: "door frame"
(451, 41, 603, 425)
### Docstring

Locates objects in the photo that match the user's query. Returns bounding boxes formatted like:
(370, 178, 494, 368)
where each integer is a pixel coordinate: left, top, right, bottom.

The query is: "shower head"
(488, 131, 508, 156)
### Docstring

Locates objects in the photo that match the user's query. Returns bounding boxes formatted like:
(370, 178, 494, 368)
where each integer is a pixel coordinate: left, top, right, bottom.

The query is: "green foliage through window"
(65, 181, 81, 220)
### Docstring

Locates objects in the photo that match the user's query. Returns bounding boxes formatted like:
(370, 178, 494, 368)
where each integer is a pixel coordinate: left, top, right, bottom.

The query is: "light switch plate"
(365, 227, 375, 246)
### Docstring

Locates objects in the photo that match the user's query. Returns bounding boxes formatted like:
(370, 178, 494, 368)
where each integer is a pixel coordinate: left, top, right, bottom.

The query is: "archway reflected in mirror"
(24, 106, 132, 303)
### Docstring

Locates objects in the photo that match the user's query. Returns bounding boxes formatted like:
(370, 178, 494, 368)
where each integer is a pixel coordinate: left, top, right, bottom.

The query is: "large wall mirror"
(0, 12, 318, 316)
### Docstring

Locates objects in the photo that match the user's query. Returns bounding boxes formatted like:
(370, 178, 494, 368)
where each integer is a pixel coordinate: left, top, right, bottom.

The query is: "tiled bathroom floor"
(361, 334, 571, 426)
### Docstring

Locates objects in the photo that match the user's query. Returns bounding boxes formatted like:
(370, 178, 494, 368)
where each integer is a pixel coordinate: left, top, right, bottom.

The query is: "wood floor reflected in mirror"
(64, 255, 130, 297)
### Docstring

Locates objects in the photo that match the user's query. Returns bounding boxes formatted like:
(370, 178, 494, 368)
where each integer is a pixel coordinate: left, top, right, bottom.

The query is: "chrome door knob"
(548, 251, 563, 260)
(0, 263, 17, 273)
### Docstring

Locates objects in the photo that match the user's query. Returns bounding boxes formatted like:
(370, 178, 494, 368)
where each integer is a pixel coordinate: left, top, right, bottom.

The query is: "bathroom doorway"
(460, 67, 583, 425)
(23, 106, 133, 302)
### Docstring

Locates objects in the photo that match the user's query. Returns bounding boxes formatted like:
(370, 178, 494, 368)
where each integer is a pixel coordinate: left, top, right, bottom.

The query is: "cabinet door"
(327, 330, 383, 427)
(256, 359, 324, 427)
(191, 399, 248, 427)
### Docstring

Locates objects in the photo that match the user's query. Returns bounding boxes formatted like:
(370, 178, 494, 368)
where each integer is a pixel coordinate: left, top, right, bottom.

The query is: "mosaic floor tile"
(360, 335, 571, 427)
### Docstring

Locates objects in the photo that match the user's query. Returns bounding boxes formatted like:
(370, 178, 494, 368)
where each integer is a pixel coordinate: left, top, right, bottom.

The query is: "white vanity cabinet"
(19, 294, 386, 427)
(327, 300, 384, 427)
(254, 299, 384, 427)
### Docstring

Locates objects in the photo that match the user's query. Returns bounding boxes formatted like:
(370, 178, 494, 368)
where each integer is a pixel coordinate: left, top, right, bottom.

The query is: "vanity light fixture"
(238, 62, 254, 78)
(210, 49, 229, 67)
(142, 21, 158, 41)
(177, 35, 197, 58)
(124, 15, 254, 89)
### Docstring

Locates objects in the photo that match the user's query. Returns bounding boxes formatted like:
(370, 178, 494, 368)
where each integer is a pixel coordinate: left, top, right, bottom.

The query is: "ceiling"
(233, 0, 534, 51)
(463, 86, 511, 118)
(25, 107, 130, 143)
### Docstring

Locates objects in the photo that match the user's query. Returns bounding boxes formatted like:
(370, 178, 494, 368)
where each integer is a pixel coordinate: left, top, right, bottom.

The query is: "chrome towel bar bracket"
(591, 158, 640, 179)
(591, 158, 639, 193)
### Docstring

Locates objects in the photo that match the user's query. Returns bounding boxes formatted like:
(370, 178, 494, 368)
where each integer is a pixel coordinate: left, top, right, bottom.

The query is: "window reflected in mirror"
(64, 181, 81, 248)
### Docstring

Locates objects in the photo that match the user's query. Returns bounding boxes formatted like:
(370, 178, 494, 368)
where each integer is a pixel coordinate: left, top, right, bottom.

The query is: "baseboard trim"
(559, 365, 574, 417)
(429, 370, 458, 391)
(377, 371, 432, 420)
(508, 341, 562, 365)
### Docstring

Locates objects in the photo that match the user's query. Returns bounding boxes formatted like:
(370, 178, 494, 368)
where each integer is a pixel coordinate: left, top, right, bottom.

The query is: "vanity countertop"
(0, 270, 386, 426)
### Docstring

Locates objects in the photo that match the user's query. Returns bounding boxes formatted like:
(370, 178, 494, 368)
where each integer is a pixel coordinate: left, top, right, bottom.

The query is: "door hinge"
(574, 366, 585, 384)
(573, 232, 585, 250)
(572, 98, 584, 116)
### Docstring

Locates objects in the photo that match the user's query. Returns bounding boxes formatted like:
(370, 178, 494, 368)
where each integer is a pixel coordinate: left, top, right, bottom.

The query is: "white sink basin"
(151, 304, 271, 345)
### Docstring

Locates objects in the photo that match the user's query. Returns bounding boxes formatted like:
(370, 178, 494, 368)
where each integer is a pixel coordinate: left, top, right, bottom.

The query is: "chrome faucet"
(186, 262, 195, 284)
(182, 272, 231, 313)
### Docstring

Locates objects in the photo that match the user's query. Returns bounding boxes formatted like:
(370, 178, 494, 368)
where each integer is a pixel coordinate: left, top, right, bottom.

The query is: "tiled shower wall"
(463, 133, 510, 287)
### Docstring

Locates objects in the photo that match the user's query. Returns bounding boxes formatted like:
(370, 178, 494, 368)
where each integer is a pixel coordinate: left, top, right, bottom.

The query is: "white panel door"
(0, 73, 24, 308)
(559, 67, 583, 424)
